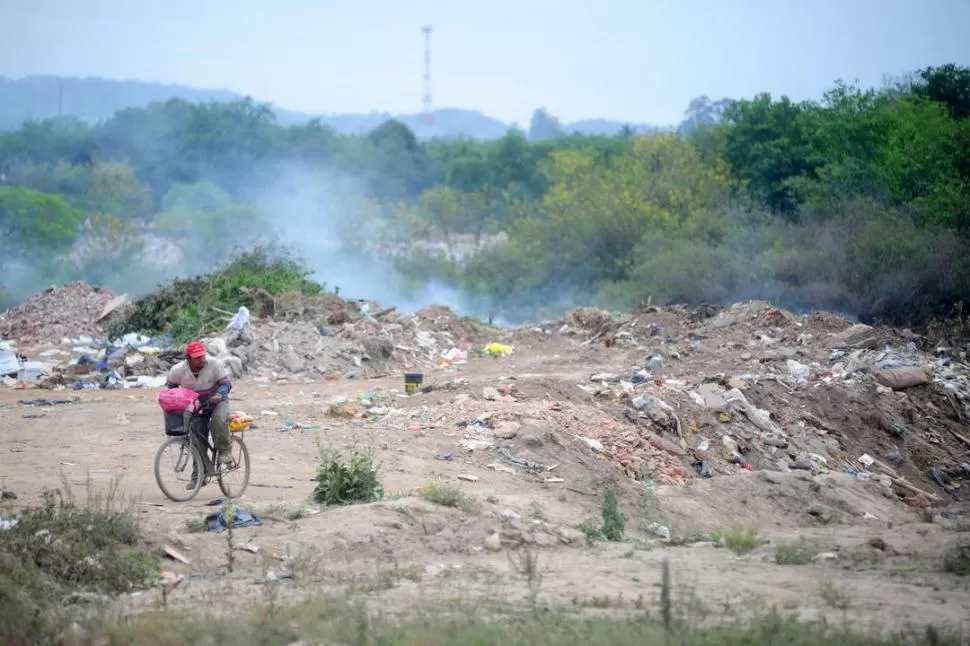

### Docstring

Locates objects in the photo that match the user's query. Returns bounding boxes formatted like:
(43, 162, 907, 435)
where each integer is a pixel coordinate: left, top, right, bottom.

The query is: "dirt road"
(2, 343, 968, 637)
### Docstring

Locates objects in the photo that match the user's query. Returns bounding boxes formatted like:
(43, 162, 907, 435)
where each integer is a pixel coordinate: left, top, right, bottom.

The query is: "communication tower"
(422, 25, 434, 127)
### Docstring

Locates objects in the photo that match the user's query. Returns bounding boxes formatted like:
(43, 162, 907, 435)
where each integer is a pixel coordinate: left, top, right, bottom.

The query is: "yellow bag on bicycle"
(228, 412, 254, 433)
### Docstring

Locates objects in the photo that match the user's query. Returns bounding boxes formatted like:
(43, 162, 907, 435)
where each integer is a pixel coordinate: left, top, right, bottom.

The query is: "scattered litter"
(483, 343, 514, 357)
(580, 437, 604, 453)
(18, 398, 78, 407)
(498, 447, 548, 473)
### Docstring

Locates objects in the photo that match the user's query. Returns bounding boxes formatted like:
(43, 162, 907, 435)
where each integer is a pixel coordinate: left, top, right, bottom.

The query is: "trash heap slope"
(494, 301, 970, 507)
(0, 282, 118, 344)
(0, 277, 500, 386)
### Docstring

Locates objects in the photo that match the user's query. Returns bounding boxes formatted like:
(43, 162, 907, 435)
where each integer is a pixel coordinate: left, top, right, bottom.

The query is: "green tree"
(528, 108, 564, 141)
(912, 63, 970, 120)
(679, 95, 733, 133)
(80, 160, 154, 221)
(721, 93, 820, 217)
(0, 186, 84, 254)
(364, 120, 432, 199)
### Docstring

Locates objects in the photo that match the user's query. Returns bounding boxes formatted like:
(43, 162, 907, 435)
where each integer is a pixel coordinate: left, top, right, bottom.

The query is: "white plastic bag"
(228, 306, 251, 330)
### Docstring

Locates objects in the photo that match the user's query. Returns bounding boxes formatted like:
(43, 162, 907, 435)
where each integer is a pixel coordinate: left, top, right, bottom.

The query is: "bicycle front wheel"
(217, 435, 251, 499)
(154, 436, 205, 502)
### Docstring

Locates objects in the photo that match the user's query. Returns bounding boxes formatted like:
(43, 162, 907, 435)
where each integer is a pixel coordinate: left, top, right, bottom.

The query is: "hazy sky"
(1, 0, 968, 126)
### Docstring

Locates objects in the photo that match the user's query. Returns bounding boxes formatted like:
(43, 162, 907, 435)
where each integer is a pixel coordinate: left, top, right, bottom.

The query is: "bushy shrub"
(106, 244, 326, 341)
(313, 445, 384, 507)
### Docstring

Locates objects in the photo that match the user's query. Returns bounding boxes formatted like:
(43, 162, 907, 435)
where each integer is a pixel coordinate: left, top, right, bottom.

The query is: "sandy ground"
(1, 346, 969, 638)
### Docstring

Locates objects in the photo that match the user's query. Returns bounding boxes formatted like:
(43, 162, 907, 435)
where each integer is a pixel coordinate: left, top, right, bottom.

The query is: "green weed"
(313, 444, 384, 507)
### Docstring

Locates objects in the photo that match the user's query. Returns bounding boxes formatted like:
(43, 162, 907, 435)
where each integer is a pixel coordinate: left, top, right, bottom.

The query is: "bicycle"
(153, 406, 253, 502)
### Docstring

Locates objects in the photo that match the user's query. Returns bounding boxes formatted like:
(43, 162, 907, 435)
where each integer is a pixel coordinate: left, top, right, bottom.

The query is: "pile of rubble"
(0, 281, 499, 388)
(328, 301, 969, 504)
(554, 301, 970, 504)
(203, 300, 495, 380)
(0, 282, 121, 344)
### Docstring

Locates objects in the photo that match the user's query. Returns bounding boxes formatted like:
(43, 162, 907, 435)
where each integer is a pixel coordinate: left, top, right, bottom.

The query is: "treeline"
(1, 63, 969, 325)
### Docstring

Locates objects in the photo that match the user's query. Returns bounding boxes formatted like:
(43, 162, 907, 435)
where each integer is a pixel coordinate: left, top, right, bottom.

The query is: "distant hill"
(0, 75, 661, 140)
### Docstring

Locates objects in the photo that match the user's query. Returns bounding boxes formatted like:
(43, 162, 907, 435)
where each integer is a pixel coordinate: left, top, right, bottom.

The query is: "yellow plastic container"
(483, 342, 514, 357)
(228, 412, 254, 433)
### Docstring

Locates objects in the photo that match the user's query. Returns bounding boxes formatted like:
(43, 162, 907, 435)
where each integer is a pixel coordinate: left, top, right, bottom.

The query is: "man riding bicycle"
(165, 340, 234, 477)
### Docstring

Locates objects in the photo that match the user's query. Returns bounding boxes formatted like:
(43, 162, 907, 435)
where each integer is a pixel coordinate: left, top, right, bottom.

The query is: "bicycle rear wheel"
(217, 435, 250, 499)
(155, 436, 205, 502)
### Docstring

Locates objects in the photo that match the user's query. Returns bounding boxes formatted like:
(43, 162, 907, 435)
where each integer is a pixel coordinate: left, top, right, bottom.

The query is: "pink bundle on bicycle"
(158, 387, 200, 413)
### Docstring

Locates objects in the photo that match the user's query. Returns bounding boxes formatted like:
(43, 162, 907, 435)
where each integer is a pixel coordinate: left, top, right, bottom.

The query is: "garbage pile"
(553, 301, 970, 505)
(0, 280, 499, 387)
(0, 331, 175, 390)
(362, 301, 968, 504)
(212, 301, 494, 379)
(0, 282, 121, 344)
(363, 377, 695, 488)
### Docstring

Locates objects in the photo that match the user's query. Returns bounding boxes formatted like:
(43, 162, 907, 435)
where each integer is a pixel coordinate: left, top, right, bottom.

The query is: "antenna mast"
(422, 25, 433, 127)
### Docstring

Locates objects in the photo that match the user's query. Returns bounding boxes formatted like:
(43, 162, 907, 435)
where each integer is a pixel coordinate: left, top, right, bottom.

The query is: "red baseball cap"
(185, 341, 206, 358)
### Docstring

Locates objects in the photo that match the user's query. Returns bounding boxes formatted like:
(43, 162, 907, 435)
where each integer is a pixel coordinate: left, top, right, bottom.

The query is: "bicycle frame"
(187, 412, 246, 470)
(156, 405, 251, 502)
(185, 414, 221, 472)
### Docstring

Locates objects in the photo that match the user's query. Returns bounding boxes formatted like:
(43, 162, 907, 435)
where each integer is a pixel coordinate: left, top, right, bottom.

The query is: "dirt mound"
(415, 305, 492, 344)
(383, 375, 692, 489)
(217, 321, 396, 379)
(558, 307, 619, 340)
(257, 290, 361, 325)
(0, 285, 501, 387)
(201, 301, 498, 380)
(0, 282, 116, 344)
(551, 299, 970, 507)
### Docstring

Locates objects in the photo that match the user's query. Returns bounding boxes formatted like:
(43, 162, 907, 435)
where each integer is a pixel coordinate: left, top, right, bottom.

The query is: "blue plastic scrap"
(205, 506, 263, 532)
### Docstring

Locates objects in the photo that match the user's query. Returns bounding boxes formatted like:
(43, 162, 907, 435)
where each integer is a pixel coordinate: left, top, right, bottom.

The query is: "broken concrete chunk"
(280, 347, 305, 372)
(492, 421, 521, 440)
(830, 323, 874, 346)
(533, 532, 560, 547)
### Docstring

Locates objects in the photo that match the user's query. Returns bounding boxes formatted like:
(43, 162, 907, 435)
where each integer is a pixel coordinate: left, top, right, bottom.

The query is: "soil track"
(2, 340, 969, 637)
